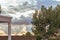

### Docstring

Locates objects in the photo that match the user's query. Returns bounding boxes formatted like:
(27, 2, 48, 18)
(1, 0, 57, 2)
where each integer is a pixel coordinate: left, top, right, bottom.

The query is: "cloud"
(53, 0, 60, 1)
(1, 0, 60, 25)
(0, 0, 36, 7)
(1, 4, 35, 25)
(11, 10, 35, 25)
(12, 14, 32, 25)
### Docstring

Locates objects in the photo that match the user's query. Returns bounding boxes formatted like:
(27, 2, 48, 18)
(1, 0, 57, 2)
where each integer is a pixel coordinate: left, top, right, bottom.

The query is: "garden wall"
(0, 36, 36, 40)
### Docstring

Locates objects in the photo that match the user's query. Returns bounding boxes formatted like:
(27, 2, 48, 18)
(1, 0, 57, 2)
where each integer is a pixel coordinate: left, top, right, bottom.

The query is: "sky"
(0, 0, 60, 35)
(0, 0, 60, 7)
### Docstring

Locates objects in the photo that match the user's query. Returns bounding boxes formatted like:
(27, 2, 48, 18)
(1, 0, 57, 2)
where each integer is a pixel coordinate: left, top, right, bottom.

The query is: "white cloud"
(0, 0, 37, 6)
(0, 0, 35, 35)
(53, 0, 60, 1)
(56, 0, 60, 1)
(0, 0, 18, 6)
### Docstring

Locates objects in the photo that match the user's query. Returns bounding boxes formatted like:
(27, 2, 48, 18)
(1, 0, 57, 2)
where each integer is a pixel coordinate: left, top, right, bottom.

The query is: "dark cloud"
(12, 15, 32, 25)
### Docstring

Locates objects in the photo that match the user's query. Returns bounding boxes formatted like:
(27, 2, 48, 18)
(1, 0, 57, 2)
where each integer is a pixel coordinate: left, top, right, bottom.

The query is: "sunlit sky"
(0, 0, 36, 6)
(0, 0, 60, 6)
(0, 0, 60, 35)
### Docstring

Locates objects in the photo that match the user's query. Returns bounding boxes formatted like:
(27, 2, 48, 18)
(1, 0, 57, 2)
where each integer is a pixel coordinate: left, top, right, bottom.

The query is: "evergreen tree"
(0, 5, 1, 14)
(32, 5, 60, 40)
(26, 32, 32, 36)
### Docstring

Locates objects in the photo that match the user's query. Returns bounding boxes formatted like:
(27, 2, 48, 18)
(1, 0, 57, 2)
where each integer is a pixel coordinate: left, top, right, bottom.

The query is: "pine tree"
(32, 5, 60, 40)
(0, 5, 1, 14)
(26, 32, 32, 36)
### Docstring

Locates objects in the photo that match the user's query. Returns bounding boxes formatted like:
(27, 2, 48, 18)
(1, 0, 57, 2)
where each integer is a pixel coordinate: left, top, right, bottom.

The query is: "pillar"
(8, 22, 11, 40)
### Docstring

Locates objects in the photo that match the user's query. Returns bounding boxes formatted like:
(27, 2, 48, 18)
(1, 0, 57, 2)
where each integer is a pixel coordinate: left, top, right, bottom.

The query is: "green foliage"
(0, 5, 1, 13)
(26, 32, 32, 36)
(32, 5, 60, 40)
(36, 35, 42, 40)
